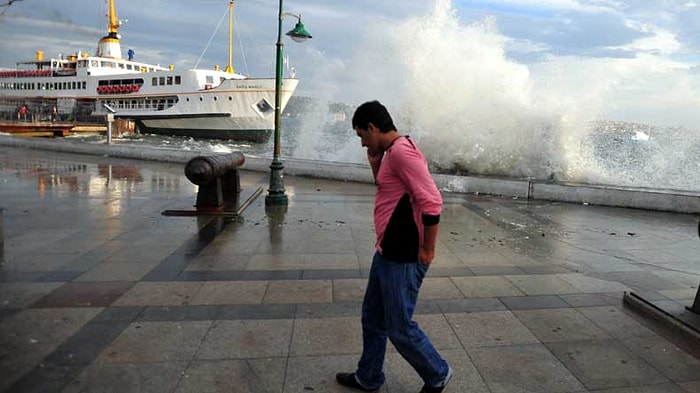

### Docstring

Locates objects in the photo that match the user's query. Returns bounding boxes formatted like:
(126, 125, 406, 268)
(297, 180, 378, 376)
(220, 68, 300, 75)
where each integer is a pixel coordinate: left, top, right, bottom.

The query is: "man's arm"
(419, 222, 439, 264)
(390, 143, 442, 264)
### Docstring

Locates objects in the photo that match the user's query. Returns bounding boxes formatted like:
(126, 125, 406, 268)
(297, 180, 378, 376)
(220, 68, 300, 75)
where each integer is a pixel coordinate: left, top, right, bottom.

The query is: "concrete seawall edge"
(1, 135, 698, 214)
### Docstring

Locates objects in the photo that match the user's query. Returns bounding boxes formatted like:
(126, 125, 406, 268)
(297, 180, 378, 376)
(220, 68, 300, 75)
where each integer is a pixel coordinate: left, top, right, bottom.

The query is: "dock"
(0, 120, 133, 137)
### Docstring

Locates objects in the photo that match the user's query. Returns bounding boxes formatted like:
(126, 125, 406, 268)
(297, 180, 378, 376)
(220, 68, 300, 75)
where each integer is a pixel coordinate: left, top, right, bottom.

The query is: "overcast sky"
(1, 0, 699, 128)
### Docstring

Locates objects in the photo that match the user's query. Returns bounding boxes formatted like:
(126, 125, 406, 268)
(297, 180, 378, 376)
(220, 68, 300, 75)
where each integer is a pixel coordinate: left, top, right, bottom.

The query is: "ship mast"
(108, 0, 120, 34)
(96, 0, 123, 58)
(225, 0, 235, 74)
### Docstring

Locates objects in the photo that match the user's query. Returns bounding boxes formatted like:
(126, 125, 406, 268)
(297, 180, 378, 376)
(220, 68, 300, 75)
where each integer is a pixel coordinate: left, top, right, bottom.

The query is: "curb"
(623, 292, 700, 348)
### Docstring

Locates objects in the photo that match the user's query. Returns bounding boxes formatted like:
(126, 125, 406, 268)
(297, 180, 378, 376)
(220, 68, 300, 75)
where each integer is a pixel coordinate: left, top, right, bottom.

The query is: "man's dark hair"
(352, 100, 396, 133)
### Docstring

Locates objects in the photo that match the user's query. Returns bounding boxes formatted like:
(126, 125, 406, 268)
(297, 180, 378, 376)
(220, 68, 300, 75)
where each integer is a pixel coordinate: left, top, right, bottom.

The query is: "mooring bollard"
(185, 152, 245, 208)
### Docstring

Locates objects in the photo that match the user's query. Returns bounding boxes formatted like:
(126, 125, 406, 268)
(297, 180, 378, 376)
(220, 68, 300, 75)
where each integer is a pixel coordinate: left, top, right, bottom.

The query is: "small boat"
(0, 0, 298, 142)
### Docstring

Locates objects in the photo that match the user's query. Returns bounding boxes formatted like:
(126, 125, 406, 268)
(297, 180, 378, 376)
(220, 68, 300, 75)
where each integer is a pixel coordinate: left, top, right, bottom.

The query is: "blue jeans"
(355, 251, 450, 390)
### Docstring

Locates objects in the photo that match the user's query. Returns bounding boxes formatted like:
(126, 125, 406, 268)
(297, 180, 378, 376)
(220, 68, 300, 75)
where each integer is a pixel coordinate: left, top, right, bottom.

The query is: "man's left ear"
(367, 123, 378, 133)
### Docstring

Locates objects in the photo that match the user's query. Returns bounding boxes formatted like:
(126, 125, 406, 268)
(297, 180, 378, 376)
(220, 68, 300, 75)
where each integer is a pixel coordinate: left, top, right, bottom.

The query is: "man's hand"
(418, 245, 435, 265)
(367, 148, 383, 162)
(367, 149, 383, 180)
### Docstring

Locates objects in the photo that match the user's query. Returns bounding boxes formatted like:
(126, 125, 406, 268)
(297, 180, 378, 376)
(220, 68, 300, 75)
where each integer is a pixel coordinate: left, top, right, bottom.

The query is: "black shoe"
(336, 372, 378, 392)
(419, 367, 452, 393)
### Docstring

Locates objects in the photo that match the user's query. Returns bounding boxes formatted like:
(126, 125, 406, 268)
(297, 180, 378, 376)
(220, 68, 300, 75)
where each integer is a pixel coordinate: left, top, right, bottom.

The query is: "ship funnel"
(36, 51, 44, 62)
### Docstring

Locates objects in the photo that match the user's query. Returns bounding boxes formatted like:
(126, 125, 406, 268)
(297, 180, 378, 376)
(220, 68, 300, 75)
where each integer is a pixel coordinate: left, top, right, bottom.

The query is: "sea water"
(80, 0, 700, 193)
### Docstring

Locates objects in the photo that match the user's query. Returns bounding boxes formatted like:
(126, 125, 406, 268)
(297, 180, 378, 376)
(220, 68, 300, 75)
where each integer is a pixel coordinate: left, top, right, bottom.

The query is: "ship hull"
(135, 114, 273, 142)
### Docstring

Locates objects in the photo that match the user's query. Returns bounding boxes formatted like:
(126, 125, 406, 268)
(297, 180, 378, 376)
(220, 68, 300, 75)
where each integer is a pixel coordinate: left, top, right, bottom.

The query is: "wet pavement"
(1, 145, 699, 393)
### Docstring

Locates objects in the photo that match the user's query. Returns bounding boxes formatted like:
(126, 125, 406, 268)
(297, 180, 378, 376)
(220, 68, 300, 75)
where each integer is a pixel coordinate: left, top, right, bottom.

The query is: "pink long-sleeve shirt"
(374, 136, 442, 261)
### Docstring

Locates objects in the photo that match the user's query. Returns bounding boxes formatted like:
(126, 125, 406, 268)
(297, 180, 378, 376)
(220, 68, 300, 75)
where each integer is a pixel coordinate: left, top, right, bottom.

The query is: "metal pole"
(265, 0, 288, 206)
(106, 113, 113, 145)
(0, 208, 4, 266)
(690, 220, 700, 314)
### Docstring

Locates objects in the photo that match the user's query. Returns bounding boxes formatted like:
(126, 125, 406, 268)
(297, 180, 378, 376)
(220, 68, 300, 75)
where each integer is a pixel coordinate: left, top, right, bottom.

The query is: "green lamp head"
(286, 20, 312, 43)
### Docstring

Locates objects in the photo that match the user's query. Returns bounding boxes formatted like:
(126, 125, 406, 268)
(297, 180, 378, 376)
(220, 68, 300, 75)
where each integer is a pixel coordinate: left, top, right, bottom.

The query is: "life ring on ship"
(133, 84, 140, 92)
(96, 86, 103, 94)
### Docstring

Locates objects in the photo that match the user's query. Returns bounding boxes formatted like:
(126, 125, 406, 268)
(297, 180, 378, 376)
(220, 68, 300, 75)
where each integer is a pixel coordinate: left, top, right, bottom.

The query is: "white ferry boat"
(0, 0, 298, 142)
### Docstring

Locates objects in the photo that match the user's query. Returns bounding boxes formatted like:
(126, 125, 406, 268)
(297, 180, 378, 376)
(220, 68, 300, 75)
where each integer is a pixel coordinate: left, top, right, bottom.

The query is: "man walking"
(336, 101, 451, 392)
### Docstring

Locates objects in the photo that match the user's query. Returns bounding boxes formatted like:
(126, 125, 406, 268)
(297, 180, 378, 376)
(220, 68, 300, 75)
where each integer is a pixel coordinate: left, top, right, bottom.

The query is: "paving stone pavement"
(1, 146, 699, 393)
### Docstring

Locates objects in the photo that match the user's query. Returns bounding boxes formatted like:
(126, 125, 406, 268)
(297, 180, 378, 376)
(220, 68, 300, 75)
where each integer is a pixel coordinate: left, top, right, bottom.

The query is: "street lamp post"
(265, 1, 312, 207)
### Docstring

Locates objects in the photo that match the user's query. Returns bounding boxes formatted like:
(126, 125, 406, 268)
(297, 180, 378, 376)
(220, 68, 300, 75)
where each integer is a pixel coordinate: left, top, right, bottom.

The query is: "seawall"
(1, 134, 698, 214)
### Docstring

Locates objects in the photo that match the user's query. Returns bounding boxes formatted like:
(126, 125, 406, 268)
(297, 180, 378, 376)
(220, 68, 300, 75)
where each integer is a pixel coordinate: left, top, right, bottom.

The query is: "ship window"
(152, 77, 157, 86)
(91, 60, 98, 67)
(166, 76, 173, 85)
(159, 77, 165, 85)
(118, 63, 125, 69)
(126, 64, 132, 70)
(228, 96, 232, 101)
(214, 97, 217, 101)
(252, 98, 273, 117)
(72, 82, 76, 89)
(206, 75, 214, 83)
(175, 76, 181, 84)
(82, 81, 86, 89)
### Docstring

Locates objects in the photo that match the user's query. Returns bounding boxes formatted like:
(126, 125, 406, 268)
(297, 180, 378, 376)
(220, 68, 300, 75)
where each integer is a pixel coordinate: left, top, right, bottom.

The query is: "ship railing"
(96, 84, 142, 95)
(0, 70, 53, 78)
